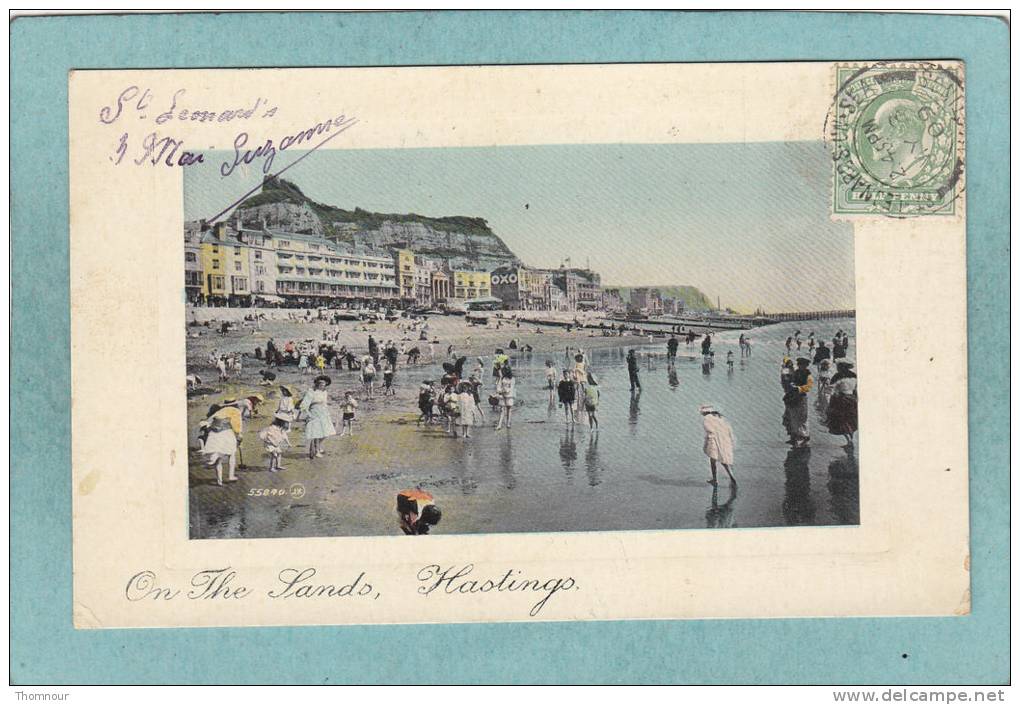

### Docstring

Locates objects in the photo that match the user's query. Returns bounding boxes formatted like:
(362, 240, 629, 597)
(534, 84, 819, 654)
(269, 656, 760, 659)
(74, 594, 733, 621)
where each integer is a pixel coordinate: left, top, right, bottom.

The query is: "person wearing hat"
(416, 380, 435, 425)
(782, 358, 814, 448)
(200, 404, 242, 486)
(826, 360, 858, 448)
(258, 413, 293, 473)
(275, 385, 296, 429)
(700, 405, 736, 486)
(299, 375, 336, 459)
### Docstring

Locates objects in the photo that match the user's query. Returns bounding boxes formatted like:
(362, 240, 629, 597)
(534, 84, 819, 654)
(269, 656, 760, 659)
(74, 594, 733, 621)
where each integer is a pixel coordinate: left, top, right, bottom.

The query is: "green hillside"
(606, 285, 715, 311)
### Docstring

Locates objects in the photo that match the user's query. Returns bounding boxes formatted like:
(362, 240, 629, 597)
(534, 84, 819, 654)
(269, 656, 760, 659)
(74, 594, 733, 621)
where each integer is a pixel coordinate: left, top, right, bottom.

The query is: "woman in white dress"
(299, 376, 336, 459)
(275, 385, 296, 429)
(699, 404, 737, 486)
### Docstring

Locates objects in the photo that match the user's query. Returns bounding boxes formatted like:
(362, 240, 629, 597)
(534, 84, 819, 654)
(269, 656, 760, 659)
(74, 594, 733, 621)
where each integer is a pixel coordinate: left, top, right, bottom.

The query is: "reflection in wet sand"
(706, 484, 738, 529)
(559, 428, 577, 480)
(827, 450, 860, 525)
(782, 447, 816, 525)
(628, 389, 641, 437)
(668, 365, 680, 390)
(584, 434, 601, 487)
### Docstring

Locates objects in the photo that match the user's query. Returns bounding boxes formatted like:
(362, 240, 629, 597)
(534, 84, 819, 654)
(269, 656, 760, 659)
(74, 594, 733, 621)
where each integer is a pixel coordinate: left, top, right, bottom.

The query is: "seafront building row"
(185, 218, 686, 314)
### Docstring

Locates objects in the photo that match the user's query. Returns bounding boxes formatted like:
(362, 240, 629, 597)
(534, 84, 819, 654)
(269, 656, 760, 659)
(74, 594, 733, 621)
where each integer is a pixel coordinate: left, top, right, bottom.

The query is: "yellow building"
(396, 249, 416, 301)
(452, 270, 491, 300)
(200, 223, 251, 304)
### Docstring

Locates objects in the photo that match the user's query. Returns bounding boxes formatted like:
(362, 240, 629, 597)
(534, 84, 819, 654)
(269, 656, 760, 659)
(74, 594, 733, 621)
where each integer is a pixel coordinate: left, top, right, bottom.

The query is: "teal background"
(10, 11, 1009, 684)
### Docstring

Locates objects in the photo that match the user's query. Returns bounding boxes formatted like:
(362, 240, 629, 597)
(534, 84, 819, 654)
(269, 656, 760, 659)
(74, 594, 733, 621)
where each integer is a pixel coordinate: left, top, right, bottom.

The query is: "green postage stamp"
(829, 61, 965, 216)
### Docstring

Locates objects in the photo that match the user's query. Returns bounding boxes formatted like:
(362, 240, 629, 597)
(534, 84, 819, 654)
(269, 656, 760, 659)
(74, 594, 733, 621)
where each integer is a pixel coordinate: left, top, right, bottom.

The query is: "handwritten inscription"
(219, 114, 358, 177)
(416, 564, 578, 617)
(99, 86, 277, 126)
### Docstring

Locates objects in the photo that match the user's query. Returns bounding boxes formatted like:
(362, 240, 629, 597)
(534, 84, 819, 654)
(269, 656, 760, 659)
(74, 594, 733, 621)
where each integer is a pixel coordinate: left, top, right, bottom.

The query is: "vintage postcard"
(69, 62, 969, 628)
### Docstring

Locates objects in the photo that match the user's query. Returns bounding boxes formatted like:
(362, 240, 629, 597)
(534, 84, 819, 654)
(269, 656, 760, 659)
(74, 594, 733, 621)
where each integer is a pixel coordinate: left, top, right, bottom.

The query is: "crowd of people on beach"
(190, 311, 859, 535)
(779, 327, 858, 450)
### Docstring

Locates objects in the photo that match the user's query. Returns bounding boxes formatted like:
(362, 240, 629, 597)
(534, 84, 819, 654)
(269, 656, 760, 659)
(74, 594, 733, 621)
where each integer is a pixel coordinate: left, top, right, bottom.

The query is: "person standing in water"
(583, 372, 600, 431)
(544, 360, 557, 402)
(667, 334, 679, 363)
(495, 366, 516, 430)
(557, 369, 577, 424)
(456, 382, 477, 439)
(782, 358, 814, 448)
(626, 349, 641, 392)
(699, 404, 736, 486)
(826, 360, 858, 448)
(298, 375, 336, 459)
(813, 339, 831, 366)
(361, 355, 376, 398)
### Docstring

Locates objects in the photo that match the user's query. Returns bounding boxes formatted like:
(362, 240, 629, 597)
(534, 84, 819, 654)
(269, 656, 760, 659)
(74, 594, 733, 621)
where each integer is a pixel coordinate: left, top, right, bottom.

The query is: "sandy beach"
(187, 308, 858, 539)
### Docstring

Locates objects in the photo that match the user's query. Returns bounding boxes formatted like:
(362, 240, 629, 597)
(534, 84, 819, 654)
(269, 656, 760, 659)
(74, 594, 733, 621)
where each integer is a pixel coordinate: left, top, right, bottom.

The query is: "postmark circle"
(825, 61, 964, 217)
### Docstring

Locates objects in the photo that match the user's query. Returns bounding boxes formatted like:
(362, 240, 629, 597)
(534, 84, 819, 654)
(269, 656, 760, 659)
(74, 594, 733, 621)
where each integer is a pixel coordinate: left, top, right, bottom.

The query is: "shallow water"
(189, 319, 858, 538)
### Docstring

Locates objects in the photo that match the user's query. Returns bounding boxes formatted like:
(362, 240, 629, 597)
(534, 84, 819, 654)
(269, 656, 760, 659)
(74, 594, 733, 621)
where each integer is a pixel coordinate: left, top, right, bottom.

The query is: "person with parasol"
(397, 489, 442, 535)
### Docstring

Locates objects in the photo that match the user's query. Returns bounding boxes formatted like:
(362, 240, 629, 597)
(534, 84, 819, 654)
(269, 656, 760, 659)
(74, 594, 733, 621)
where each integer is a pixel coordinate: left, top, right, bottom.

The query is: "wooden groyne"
(757, 310, 856, 323)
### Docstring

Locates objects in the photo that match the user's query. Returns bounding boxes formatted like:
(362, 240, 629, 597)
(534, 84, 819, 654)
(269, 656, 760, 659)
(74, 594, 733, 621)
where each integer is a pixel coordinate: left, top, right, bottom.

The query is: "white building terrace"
(237, 226, 399, 306)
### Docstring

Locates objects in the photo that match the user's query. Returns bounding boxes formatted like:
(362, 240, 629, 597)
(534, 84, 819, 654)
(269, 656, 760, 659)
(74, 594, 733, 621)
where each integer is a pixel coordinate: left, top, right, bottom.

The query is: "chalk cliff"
(235, 177, 520, 271)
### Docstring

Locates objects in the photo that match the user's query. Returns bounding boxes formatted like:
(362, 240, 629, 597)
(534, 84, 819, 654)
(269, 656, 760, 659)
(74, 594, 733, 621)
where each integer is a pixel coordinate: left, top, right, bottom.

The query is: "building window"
(231, 276, 248, 292)
(279, 240, 290, 248)
(185, 252, 197, 263)
(211, 259, 220, 269)
(254, 250, 262, 260)
(211, 245, 219, 254)
(234, 246, 242, 255)
(234, 261, 242, 271)
(211, 275, 225, 290)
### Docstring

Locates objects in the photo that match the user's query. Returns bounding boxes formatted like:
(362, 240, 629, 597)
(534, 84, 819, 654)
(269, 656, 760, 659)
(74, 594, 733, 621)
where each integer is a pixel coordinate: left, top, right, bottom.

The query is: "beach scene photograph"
(184, 142, 858, 539)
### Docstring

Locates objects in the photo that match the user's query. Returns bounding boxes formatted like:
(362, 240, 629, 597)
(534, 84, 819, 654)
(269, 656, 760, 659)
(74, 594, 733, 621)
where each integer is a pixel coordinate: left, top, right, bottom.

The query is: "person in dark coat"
(626, 349, 641, 392)
(667, 335, 679, 362)
(782, 358, 814, 448)
(813, 341, 831, 365)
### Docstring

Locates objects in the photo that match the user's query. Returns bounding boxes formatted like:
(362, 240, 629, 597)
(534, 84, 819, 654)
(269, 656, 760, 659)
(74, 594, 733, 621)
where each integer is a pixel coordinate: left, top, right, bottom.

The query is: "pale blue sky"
(184, 142, 854, 312)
